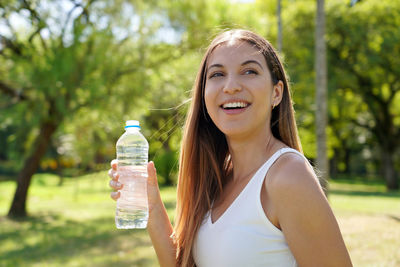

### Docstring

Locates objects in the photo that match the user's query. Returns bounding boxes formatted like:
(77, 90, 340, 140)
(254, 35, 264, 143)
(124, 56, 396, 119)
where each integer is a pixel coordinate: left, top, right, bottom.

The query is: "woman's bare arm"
(146, 162, 176, 267)
(267, 153, 352, 267)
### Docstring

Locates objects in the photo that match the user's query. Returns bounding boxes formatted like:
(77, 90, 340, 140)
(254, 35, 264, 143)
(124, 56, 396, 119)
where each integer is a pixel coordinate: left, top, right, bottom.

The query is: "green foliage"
(282, 0, 400, 180)
(281, 0, 317, 159)
(327, 0, 400, 182)
(1, 0, 400, 188)
(0, 0, 201, 177)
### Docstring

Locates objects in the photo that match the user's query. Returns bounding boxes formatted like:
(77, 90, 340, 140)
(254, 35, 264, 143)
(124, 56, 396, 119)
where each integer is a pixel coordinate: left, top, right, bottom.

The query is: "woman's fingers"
(111, 159, 118, 170)
(109, 179, 121, 200)
(108, 169, 119, 181)
(109, 159, 119, 181)
(108, 168, 114, 179)
(109, 179, 123, 190)
(110, 191, 120, 200)
(109, 159, 121, 201)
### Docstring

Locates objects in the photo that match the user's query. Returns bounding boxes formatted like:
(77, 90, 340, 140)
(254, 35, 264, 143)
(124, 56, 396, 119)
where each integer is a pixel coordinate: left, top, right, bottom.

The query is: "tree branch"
(22, 0, 48, 51)
(0, 81, 28, 101)
(350, 118, 372, 131)
(22, 0, 42, 24)
(0, 34, 23, 56)
(387, 71, 400, 103)
(28, 27, 48, 50)
(60, 1, 83, 46)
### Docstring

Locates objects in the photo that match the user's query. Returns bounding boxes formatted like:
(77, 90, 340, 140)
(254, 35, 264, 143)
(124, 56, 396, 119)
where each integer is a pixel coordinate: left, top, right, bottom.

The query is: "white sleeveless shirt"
(193, 147, 306, 267)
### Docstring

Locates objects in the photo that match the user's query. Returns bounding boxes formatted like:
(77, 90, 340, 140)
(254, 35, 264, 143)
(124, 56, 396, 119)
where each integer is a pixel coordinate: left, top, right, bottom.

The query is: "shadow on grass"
(387, 215, 400, 223)
(0, 213, 156, 266)
(330, 189, 400, 199)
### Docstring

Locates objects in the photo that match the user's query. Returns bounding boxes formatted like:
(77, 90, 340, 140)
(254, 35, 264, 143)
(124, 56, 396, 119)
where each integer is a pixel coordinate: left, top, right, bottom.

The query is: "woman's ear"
(272, 80, 284, 107)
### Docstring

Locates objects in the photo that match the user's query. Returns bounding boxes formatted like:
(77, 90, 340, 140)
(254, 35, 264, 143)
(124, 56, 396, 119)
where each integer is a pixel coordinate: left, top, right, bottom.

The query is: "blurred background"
(0, 0, 399, 266)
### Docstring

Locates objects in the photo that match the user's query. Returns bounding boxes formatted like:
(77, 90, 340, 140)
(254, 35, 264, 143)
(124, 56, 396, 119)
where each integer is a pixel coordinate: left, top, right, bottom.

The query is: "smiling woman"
(204, 42, 281, 138)
(108, 29, 353, 267)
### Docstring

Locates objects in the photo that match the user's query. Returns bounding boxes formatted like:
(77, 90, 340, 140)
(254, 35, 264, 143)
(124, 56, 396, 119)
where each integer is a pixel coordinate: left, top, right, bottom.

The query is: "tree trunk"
(7, 120, 58, 218)
(277, 0, 283, 52)
(344, 147, 350, 174)
(381, 147, 399, 190)
(330, 149, 338, 178)
(315, 0, 329, 194)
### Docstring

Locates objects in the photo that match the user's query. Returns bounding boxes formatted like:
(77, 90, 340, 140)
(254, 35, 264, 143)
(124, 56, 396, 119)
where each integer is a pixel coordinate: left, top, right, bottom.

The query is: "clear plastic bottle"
(115, 120, 149, 229)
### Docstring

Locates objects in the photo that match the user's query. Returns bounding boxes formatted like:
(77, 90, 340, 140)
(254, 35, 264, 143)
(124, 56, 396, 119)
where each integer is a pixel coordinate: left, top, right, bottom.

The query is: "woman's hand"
(109, 160, 176, 265)
(108, 160, 163, 213)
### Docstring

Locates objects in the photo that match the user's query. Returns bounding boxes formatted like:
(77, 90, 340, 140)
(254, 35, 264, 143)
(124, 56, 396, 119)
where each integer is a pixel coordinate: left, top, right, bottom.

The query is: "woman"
(109, 29, 352, 267)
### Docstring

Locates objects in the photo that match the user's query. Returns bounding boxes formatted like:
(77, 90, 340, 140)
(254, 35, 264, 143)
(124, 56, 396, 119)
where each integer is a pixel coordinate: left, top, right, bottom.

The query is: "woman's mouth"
(220, 101, 250, 114)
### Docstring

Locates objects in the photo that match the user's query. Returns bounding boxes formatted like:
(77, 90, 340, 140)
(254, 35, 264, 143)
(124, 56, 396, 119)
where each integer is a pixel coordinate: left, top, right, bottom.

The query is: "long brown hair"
(174, 29, 302, 266)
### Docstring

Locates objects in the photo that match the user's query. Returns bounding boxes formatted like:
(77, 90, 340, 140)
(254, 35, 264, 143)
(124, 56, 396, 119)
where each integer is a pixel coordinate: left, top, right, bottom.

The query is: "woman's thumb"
(147, 161, 158, 184)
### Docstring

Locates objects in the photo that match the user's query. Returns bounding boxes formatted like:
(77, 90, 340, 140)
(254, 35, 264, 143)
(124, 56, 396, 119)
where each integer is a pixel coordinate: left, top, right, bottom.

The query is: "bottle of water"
(115, 120, 149, 229)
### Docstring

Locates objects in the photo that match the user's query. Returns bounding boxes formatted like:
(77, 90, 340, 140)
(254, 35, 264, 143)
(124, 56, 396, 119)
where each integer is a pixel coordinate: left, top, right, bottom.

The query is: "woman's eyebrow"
(207, 60, 263, 72)
(207, 63, 223, 72)
(241, 60, 263, 69)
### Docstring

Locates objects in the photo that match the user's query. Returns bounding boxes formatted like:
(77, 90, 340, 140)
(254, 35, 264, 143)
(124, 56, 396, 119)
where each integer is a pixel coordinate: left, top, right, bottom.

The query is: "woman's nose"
(223, 76, 242, 94)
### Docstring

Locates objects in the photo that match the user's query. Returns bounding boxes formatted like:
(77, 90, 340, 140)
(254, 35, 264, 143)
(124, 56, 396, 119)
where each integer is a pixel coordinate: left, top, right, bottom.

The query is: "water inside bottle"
(116, 165, 148, 229)
(117, 145, 148, 166)
(116, 207, 148, 229)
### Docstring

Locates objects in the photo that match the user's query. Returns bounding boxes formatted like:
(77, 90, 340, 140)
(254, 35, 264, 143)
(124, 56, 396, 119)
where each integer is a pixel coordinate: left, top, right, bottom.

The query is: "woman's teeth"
(222, 102, 249, 109)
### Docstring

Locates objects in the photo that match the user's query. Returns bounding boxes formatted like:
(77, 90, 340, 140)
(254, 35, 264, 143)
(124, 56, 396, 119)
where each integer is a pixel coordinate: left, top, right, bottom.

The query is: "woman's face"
(204, 41, 281, 139)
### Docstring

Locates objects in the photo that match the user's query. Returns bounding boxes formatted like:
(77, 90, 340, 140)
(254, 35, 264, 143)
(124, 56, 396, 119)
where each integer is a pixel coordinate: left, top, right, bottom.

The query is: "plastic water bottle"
(115, 120, 149, 229)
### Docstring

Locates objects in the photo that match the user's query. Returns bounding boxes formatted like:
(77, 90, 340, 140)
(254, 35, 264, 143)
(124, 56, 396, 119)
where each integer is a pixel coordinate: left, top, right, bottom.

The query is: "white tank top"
(193, 147, 307, 267)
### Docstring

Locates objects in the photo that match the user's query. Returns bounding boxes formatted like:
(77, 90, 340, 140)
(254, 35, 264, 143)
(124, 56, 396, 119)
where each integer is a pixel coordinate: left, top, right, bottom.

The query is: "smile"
(220, 101, 251, 115)
(221, 101, 250, 110)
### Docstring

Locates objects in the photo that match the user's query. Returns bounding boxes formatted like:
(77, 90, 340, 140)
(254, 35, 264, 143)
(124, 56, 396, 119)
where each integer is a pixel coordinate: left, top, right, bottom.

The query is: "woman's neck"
(226, 128, 283, 182)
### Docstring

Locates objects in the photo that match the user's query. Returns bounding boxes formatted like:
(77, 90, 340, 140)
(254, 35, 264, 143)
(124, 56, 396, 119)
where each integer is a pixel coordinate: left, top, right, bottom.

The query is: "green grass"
(0, 173, 399, 266)
(0, 172, 176, 267)
(328, 179, 400, 267)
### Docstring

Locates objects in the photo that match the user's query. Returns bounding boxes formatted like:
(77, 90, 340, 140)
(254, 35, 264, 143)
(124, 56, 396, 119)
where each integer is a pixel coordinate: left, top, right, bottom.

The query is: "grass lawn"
(0, 172, 399, 266)
(328, 180, 400, 266)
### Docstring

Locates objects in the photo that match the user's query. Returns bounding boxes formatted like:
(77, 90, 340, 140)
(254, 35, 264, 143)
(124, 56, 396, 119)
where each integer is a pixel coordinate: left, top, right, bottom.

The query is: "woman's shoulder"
(260, 148, 328, 232)
(266, 149, 324, 199)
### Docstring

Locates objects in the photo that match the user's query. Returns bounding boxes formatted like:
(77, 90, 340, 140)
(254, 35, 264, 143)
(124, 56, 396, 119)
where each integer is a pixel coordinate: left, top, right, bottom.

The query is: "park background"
(0, 0, 399, 266)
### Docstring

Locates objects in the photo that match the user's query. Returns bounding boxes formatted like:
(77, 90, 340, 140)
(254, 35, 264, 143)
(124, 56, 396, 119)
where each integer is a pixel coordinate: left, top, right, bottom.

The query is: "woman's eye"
(209, 72, 224, 78)
(244, 69, 258, 75)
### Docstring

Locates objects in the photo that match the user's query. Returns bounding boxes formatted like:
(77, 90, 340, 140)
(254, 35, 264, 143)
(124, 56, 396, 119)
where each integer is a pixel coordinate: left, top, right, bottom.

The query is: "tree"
(0, 0, 175, 217)
(328, 0, 400, 189)
(3, 0, 265, 217)
(277, 0, 282, 52)
(281, 0, 400, 190)
(315, 0, 329, 193)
